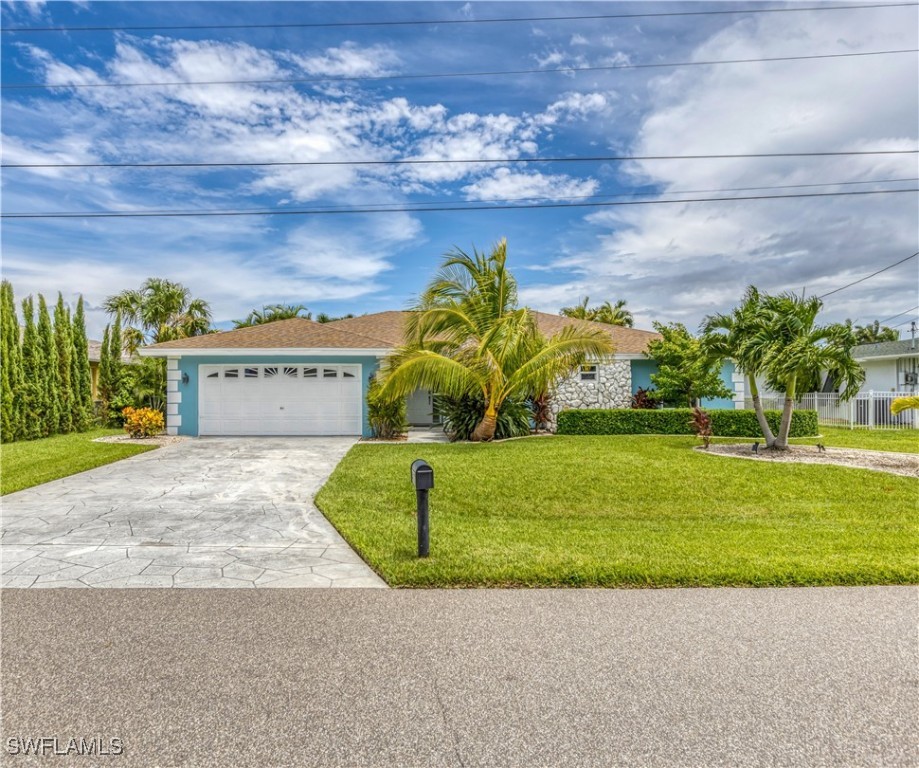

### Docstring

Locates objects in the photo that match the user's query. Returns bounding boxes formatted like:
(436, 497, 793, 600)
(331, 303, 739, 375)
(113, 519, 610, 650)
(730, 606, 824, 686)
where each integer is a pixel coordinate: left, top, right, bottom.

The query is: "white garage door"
(198, 364, 362, 436)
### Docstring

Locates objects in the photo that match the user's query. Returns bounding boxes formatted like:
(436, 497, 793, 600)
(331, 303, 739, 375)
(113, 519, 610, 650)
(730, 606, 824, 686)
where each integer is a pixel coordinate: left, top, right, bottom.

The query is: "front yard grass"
(315, 435, 918, 588)
(791, 426, 919, 453)
(1, 429, 157, 495)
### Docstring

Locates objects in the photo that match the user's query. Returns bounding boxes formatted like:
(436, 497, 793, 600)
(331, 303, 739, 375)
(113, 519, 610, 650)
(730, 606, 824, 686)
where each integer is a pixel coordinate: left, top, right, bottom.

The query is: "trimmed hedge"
(556, 408, 818, 437)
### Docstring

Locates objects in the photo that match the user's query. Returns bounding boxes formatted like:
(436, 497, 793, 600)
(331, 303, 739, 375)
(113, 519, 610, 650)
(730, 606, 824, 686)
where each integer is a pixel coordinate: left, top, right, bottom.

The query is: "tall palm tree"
(759, 292, 863, 449)
(380, 240, 614, 441)
(594, 299, 634, 328)
(104, 278, 212, 353)
(852, 319, 899, 344)
(234, 303, 310, 328)
(702, 287, 777, 447)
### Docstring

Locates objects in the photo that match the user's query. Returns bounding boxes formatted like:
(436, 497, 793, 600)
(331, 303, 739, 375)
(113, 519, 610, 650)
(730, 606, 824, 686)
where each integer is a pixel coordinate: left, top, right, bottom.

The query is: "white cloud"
(286, 42, 400, 78)
(463, 168, 598, 201)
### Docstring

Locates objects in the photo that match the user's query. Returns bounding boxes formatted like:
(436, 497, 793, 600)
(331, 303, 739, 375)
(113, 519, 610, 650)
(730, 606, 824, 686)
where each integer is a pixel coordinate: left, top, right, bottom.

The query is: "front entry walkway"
(1, 438, 386, 588)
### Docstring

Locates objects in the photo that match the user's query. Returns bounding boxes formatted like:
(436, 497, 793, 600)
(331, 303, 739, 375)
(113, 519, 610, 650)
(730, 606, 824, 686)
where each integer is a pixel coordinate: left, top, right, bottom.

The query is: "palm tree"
(234, 303, 310, 328)
(759, 292, 864, 449)
(852, 320, 899, 344)
(702, 287, 777, 447)
(104, 278, 212, 353)
(380, 240, 614, 441)
(559, 296, 593, 320)
(594, 299, 634, 328)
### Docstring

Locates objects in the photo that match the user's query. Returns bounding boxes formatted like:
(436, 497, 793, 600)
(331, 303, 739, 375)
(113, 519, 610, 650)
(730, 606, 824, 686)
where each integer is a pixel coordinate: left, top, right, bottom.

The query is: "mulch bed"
(698, 443, 919, 478)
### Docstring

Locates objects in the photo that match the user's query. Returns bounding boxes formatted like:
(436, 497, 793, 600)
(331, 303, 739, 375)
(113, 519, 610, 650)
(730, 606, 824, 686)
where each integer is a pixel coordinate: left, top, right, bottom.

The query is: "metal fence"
(744, 391, 919, 429)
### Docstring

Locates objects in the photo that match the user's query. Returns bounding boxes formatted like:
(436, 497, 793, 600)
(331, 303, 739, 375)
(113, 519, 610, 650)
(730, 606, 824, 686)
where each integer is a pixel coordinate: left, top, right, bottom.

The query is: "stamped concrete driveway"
(1, 438, 385, 589)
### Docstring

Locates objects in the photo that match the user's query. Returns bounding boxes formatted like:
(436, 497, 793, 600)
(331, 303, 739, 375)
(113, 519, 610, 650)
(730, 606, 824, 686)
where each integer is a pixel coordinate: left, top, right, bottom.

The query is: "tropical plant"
(121, 406, 165, 438)
(70, 296, 94, 431)
(0, 281, 23, 442)
(702, 287, 778, 448)
(851, 319, 899, 345)
(379, 239, 613, 441)
(435, 393, 531, 441)
(367, 375, 408, 439)
(758, 293, 863, 449)
(104, 278, 213, 353)
(647, 322, 732, 408)
(689, 407, 713, 449)
(891, 396, 919, 414)
(630, 387, 660, 409)
(316, 312, 356, 323)
(233, 303, 311, 328)
(560, 296, 634, 327)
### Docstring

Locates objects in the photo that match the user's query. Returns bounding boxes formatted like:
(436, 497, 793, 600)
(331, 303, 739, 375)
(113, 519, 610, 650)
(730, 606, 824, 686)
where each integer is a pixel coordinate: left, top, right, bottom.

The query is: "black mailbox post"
(411, 459, 434, 557)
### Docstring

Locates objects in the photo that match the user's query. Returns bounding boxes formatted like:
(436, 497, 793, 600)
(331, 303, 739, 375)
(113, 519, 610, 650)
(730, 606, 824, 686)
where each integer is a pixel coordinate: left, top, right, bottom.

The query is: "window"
(580, 365, 598, 382)
(323, 368, 338, 378)
(206, 371, 219, 379)
(283, 367, 298, 378)
(264, 366, 278, 378)
(244, 367, 258, 378)
(303, 367, 317, 378)
(342, 369, 355, 378)
(224, 369, 239, 379)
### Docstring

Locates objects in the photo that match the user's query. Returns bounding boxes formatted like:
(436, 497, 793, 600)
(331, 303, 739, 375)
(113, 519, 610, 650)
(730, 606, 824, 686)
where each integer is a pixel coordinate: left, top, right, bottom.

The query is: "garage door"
(198, 364, 362, 436)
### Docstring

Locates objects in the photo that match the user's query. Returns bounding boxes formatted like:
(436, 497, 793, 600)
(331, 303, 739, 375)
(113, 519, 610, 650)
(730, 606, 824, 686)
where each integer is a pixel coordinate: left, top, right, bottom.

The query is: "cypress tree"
(0, 281, 23, 442)
(71, 296, 93, 431)
(54, 294, 74, 434)
(37, 295, 61, 437)
(19, 297, 45, 441)
(98, 324, 112, 423)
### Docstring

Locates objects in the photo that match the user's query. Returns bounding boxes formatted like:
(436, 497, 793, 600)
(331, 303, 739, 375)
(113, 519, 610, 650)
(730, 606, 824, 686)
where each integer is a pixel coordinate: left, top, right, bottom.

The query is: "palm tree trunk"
(774, 376, 796, 450)
(471, 405, 498, 442)
(748, 375, 776, 448)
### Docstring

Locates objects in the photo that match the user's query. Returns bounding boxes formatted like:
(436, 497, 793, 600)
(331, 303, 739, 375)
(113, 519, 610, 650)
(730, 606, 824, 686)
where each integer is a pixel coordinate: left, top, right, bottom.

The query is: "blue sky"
(2, 0, 917, 338)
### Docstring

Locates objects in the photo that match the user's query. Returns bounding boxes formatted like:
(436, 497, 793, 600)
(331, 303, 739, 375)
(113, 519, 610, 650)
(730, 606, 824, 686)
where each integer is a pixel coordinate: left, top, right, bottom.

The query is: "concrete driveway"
(1, 438, 385, 588)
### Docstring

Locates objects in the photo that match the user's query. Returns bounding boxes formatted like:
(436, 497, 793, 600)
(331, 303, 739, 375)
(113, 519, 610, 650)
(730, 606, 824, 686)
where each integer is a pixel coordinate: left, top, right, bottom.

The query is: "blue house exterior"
(631, 358, 738, 409)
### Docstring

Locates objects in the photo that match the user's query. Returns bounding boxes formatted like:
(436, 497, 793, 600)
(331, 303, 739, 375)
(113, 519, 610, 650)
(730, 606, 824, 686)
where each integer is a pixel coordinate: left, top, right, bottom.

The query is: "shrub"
(556, 407, 818, 438)
(631, 387, 660, 409)
(689, 407, 713, 448)
(435, 394, 531, 441)
(367, 377, 407, 439)
(121, 406, 165, 438)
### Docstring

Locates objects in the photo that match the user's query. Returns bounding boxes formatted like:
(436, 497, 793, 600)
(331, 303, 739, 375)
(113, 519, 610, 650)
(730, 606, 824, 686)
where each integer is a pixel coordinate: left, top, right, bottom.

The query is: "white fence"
(744, 391, 919, 429)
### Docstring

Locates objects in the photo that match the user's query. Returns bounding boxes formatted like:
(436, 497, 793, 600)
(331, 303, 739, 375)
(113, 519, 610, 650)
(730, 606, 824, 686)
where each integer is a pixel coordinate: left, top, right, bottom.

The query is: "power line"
(818, 252, 919, 298)
(6, 176, 917, 216)
(5, 48, 916, 90)
(3, 3, 915, 33)
(893, 315, 919, 327)
(4, 149, 916, 170)
(3, 188, 916, 220)
(877, 305, 919, 324)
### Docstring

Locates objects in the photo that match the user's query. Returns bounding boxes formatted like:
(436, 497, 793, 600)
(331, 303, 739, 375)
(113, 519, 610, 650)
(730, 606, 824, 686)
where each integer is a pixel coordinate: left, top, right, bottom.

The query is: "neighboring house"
(87, 339, 136, 400)
(139, 311, 743, 437)
(852, 339, 919, 393)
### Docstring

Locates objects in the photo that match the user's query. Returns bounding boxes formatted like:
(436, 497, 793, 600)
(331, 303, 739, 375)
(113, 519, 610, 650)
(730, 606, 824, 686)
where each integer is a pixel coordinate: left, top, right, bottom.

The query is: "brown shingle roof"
(327, 310, 661, 355)
(144, 318, 391, 351)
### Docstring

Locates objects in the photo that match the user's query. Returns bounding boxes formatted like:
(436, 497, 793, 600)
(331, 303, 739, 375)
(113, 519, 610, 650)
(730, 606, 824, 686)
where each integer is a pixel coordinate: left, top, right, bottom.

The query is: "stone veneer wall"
(546, 360, 632, 431)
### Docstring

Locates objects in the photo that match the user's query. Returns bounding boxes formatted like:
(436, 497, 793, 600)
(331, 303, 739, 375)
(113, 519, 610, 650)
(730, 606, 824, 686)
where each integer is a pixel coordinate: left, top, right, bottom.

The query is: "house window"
(323, 368, 338, 378)
(283, 367, 298, 378)
(580, 365, 598, 382)
(303, 367, 317, 378)
(224, 369, 239, 379)
(244, 367, 259, 378)
(264, 367, 278, 378)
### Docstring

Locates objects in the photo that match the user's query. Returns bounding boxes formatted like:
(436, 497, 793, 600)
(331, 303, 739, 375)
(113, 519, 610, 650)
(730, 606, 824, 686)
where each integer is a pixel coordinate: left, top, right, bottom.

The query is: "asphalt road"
(2, 587, 916, 767)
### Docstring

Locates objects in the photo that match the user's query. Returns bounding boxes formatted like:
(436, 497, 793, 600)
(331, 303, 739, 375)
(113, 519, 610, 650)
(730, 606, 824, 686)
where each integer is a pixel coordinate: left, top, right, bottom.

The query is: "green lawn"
(1, 429, 157, 495)
(315, 435, 918, 588)
(791, 426, 919, 453)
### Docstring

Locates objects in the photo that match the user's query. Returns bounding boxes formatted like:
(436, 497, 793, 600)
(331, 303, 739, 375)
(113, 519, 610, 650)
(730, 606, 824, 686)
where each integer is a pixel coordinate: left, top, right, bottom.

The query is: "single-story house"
(140, 311, 742, 437)
(87, 339, 136, 400)
(851, 339, 919, 393)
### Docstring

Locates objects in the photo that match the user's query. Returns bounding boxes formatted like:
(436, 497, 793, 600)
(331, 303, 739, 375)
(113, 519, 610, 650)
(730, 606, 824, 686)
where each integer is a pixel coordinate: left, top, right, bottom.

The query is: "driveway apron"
(1, 438, 386, 588)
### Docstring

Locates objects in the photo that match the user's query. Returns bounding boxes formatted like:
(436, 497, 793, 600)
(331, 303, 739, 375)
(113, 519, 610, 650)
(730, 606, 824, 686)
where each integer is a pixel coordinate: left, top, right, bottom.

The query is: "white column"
(165, 357, 182, 436)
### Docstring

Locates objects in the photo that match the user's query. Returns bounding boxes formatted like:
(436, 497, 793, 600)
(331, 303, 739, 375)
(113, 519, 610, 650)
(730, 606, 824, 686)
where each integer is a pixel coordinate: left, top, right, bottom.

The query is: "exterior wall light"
(181, 372, 190, 385)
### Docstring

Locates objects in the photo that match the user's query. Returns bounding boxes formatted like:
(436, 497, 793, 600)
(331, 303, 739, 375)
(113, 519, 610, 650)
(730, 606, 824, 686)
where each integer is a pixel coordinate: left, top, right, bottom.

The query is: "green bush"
(368, 377, 408, 439)
(556, 408, 818, 437)
(435, 394, 531, 441)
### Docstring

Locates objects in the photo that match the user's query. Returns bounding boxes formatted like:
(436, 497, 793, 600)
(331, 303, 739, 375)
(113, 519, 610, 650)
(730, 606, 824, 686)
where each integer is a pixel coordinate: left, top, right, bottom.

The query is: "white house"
(852, 339, 919, 393)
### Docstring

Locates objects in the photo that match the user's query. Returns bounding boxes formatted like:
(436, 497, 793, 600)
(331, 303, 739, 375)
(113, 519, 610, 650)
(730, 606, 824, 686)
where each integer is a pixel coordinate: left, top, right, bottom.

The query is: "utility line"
(7, 176, 917, 217)
(3, 2, 915, 33)
(893, 315, 919, 327)
(3, 188, 916, 220)
(818, 252, 919, 298)
(877, 305, 919, 324)
(5, 48, 916, 90)
(4, 149, 916, 170)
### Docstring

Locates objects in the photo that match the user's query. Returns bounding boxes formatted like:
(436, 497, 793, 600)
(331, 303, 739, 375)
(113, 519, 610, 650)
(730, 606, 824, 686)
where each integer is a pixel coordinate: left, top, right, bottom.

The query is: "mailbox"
(411, 459, 434, 490)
